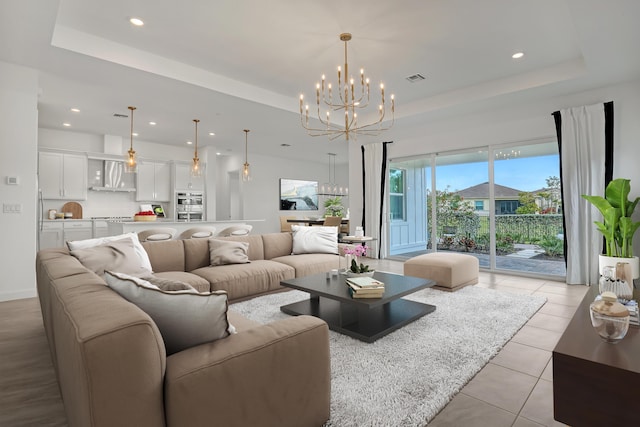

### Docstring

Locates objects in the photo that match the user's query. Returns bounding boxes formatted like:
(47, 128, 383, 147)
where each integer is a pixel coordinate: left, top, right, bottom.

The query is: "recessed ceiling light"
(70, 108, 80, 113)
(62, 123, 71, 127)
(216, 152, 221, 156)
(209, 132, 215, 136)
(132, 132, 138, 137)
(186, 141, 193, 145)
(129, 17, 144, 26)
(149, 121, 156, 126)
(512, 52, 524, 59)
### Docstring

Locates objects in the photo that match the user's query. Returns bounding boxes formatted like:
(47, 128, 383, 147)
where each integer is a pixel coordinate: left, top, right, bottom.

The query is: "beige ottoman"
(404, 252, 479, 292)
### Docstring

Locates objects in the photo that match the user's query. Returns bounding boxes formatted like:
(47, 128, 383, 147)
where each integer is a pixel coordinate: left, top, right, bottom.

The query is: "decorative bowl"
(346, 270, 375, 278)
(134, 215, 157, 222)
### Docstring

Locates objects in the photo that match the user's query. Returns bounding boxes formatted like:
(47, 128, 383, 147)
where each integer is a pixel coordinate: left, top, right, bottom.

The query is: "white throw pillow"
(70, 239, 151, 278)
(291, 225, 338, 255)
(67, 233, 153, 272)
(104, 271, 235, 355)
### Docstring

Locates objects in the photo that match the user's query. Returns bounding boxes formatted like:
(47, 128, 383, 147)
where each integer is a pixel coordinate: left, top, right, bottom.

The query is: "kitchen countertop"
(113, 219, 265, 224)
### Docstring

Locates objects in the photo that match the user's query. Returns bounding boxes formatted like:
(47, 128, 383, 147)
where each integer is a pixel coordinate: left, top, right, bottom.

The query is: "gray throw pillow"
(140, 275, 197, 292)
(70, 239, 151, 277)
(104, 271, 232, 355)
(209, 239, 250, 266)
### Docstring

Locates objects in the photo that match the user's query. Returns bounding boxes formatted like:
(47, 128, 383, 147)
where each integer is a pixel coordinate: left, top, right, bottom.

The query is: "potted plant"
(323, 196, 345, 218)
(343, 245, 374, 277)
(582, 178, 640, 278)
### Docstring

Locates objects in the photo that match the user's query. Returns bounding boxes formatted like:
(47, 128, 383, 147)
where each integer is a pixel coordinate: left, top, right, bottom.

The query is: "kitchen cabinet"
(39, 220, 94, 249)
(92, 220, 110, 238)
(63, 221, 93, 243)
(39, 222, 64, 249)
(136, 161, 171, 201)
(39, 152, 87, 200)
(174, 162, 205, 191)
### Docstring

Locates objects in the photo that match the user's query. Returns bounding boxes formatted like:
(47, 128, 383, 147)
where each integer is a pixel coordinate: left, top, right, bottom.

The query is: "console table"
(552, 286, 640, 426)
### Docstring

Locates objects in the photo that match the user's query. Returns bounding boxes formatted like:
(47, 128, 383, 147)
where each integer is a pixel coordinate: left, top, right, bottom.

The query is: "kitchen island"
(107, 219, 265, 239)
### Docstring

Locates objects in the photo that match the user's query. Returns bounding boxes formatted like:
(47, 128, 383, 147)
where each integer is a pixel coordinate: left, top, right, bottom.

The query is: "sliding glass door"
(492, 142, 564, 276)
(432, 151, 489, 267)
(387, 141, 565, 279)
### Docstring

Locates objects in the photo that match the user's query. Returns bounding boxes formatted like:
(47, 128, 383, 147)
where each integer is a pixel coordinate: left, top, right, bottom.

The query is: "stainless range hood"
(89, 160, 136, 192)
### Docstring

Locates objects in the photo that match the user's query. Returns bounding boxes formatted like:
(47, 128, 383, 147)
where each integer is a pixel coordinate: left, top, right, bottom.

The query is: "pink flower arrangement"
(343, 245, 368, 257)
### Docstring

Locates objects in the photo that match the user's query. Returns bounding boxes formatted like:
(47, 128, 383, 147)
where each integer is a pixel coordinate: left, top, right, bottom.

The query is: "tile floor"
(366, 258, 589, 427)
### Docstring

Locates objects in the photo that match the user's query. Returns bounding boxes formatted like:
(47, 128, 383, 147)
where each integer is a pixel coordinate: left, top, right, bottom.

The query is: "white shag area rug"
(230, 284, 546, 427)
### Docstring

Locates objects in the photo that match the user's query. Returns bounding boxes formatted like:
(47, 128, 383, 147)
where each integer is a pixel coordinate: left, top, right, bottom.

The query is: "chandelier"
(124, 106, 137, 173)
(191, 119, 202, 177)
(495, 149, 521, 160)
(242, 129, 251, 182)
(299, 33, 395, 141)
(318, 153, 348, 196)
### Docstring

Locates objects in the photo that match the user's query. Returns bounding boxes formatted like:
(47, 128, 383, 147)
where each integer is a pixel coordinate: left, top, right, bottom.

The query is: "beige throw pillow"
(104, 271, 233, 355)
(67, 233, 153, 272)
(209, 239, 250, 266)
(70, 239, 151, 277)
(291, 225, 338, 254)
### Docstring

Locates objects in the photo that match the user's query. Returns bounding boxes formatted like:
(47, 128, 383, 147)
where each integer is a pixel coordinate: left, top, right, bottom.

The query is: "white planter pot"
(598, 255, 640, 279)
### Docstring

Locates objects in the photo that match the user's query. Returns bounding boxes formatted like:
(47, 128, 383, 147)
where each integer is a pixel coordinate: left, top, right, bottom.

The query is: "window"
(496, 200, 519, 214)
(474, 200, 484, 211)
(389, 168, 406, 221)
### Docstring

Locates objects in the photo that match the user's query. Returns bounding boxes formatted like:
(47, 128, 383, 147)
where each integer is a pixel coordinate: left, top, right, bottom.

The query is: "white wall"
(216, 151, 349, 235)
(347, 78, 640, 258)
(0, 61, 39, 301)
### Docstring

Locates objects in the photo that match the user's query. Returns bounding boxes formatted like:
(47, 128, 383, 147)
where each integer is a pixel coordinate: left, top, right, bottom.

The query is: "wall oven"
(176, 192, 204, 221)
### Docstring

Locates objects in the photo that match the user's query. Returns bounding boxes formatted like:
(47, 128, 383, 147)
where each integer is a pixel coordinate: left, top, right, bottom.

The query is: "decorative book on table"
(346, 277, 385, 299)
(345, 277, 385, 288)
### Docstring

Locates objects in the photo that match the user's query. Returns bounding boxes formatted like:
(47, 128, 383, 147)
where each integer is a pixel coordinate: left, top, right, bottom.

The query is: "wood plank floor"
(0, 298, 68, 426)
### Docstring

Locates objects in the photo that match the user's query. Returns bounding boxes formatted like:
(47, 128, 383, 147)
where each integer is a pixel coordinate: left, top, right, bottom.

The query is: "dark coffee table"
(280, 271, 436, 342)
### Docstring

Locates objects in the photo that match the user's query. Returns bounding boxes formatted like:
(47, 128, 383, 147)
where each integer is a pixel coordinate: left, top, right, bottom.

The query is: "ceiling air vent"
(405, 73, 426, 83)
(113, 113, 129, 118)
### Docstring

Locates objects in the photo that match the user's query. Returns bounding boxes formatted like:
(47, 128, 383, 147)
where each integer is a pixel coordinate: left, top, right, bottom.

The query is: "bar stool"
(217, 224, 253, 237)
(138, 228, 177, 242)
(179, 227, 217, 239)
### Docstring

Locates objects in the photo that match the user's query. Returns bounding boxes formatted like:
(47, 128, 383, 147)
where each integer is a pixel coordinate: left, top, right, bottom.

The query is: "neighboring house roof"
(454, 182, 523, 199)
(531, 187, 560, 195)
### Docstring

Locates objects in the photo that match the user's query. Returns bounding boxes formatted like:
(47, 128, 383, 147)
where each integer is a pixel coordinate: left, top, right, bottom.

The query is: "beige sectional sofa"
(36, 232, 335, 427)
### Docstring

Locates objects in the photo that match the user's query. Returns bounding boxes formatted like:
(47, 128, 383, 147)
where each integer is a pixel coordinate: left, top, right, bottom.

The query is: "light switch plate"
(6, 176, 19, 185)
(3, 203, 22, 213)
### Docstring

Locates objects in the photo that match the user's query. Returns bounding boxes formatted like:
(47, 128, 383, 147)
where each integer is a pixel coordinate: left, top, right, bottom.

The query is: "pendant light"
(124, 106, 137, 173)
(242, 129, 251, 182)
(191, 119, 202, 177)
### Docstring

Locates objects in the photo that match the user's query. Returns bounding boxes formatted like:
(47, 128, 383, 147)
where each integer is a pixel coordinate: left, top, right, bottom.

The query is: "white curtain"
(560, 103, 606, 285)
(362, 142, 389, 259)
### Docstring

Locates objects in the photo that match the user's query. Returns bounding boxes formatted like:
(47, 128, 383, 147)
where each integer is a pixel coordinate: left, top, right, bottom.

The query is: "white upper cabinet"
(136, 161, 171, 201)
(39, 152, 87, 200)
(174, 162, 205, 191)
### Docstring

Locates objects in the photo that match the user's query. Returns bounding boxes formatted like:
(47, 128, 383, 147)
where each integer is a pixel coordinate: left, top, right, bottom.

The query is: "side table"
(552, 287, 640, 426)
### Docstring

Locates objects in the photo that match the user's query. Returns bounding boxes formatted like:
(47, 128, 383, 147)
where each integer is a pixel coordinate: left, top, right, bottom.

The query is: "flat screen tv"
(279, 179, 318, 211)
